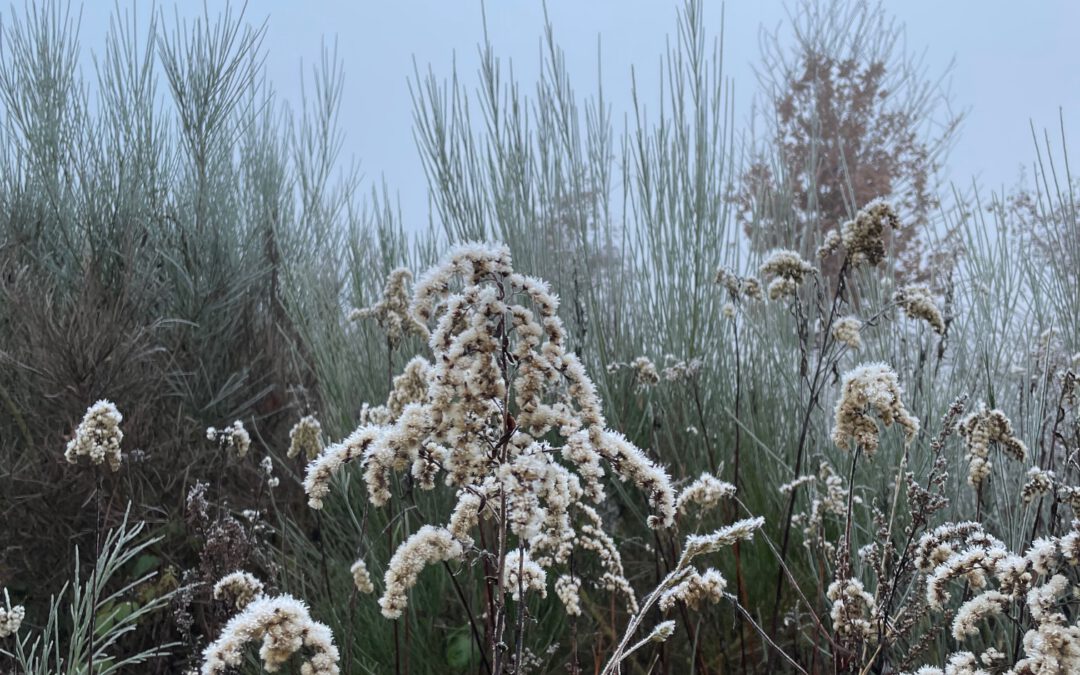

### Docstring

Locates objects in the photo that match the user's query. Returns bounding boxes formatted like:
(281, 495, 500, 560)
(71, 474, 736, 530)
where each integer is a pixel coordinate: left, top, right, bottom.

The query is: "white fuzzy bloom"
(629, 356, 660, 388)
(288, 415, 324, 460)
(555, 575, 582, 616)
(675, 473, 736, 518)
(0, 589, 24, 638)
(831, 362, 919, 457)
(760, 249, 814, 292)
(503, 549, 547, 601)
(658, 568, 727, 611)
(1026, 538, 1059, 576)
(840, 199, 899, 267)
(957, 403, 1027, 487)
(311, 244, 681, 624)
(778, 475, 816, 494)
(683, 517, 764, 562)
(350, 267, 429, 345)
(207, 420, 251, 458)
(213, 571, 265, 611)
(817, 229, 843, 258)
(261, 456, 279, 488)
(350, 559, 374, 594)
(926, 545, 1009, 609)
(951, 591, 1010, 641)
(1061, 530, 1080, 566)
(447, 491, 484, 549)
(201, 594, 339, 674)
(594, 430, 675, 529)
(1026, 574, 1069, 623)
(65, 400, 123, 471)
(304, 426, 381, 509)
(832, 316, 863, 351)
(1022, 467, 1056, 503)
(647, 620, 676, 643)
(894, 284, 945, 335)
(827, 578, 876, 639)
(379, 526, 463, 619)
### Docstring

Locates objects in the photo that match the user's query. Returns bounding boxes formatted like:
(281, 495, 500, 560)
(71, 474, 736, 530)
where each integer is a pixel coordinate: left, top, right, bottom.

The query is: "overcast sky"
(67, 1, 1080, 222)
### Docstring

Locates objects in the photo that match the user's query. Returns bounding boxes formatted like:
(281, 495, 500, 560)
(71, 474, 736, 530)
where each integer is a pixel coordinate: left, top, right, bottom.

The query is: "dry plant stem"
(770, 261, 849, 638)
(513, 543, 526, 674)
(1029, 380, 1071, 543)
(724, 594, 807, 675)
(690, 378, 716, 475)
(734, 498, 839, 654)
(88, 471, 102, 675)
(443, 560, 492, 675)
(343, 505, 370, 675)
(842, 447, 862, 575)
(731, 314, 750, 675)
(314, 511, 334, 602)
(490, 287, 514, 674)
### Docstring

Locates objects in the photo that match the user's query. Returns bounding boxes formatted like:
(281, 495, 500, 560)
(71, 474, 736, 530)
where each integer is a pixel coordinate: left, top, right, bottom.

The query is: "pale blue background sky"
(65, 1, 1080, 220)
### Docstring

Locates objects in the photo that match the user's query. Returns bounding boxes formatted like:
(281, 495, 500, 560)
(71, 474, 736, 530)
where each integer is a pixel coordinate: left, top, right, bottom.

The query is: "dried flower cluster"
(379, 525, 462, 619)
(675, 473, 736, 518)
(64, 399, 123, 471)
(260, 455, 280, 489)
(658, 568, 726, 611)
(350, 267, 429, 346)
(304, 243, 677, 623)
(288, 415, 324, 461)
(0, 589, 24, 638)
(207, 420, 251, 458)
(601, 517, 762, 675)
(660, 356, 703, 383)
(202, 590, 339, 675)
(957, 402, 1028, 486)
(760, 249, 815, 300)
(832, 316, 864, 350)
(839, 199, 900, 267)
(912, 521, 1080, 674)
(1022, 467, 1056, 503)
(714, 267, 762, 302)
(831, 363, 919, 456)
(894, 284, 946, 335)
(789, 462, 863, 560)
(504, 549, 548, 601)
(607, 356, 661, 390)
(213, 571, 265, 611)
(350, 559, 374, 594)
(827, 578, 876, 639)
(555, 575, 582, 616)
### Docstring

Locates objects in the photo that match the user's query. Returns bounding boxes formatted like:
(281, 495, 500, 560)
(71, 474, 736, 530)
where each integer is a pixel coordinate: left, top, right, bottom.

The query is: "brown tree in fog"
(734, 0, 963, 281)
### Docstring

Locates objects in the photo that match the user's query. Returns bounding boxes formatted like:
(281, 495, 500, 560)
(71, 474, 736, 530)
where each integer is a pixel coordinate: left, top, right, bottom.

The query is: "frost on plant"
(350, 559, 374, 594)
(831, 362, 919, 456)
(832, 316, 863, 351)
(839, 199, 900, 267)
(350, 267, 429, 346)
(287, 415, 324, 461)
(212, 571, 265, 611)
(304, 243, 677, 623)
(894, 284, 946, 335)
(64, 399, 124, 471)
(760, 249, 815, 300)
(957, 402, 1027, 487)
(207, 420, 251, 458)
(675, 473, 736, 518)
(202, 581, 339, 675)
(910, 521, 1080, 674)
(0, 589, 24, 638)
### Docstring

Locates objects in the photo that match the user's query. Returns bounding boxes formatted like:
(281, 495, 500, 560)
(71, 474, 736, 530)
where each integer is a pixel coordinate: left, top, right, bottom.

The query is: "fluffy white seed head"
(65, 400, 124, 471)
